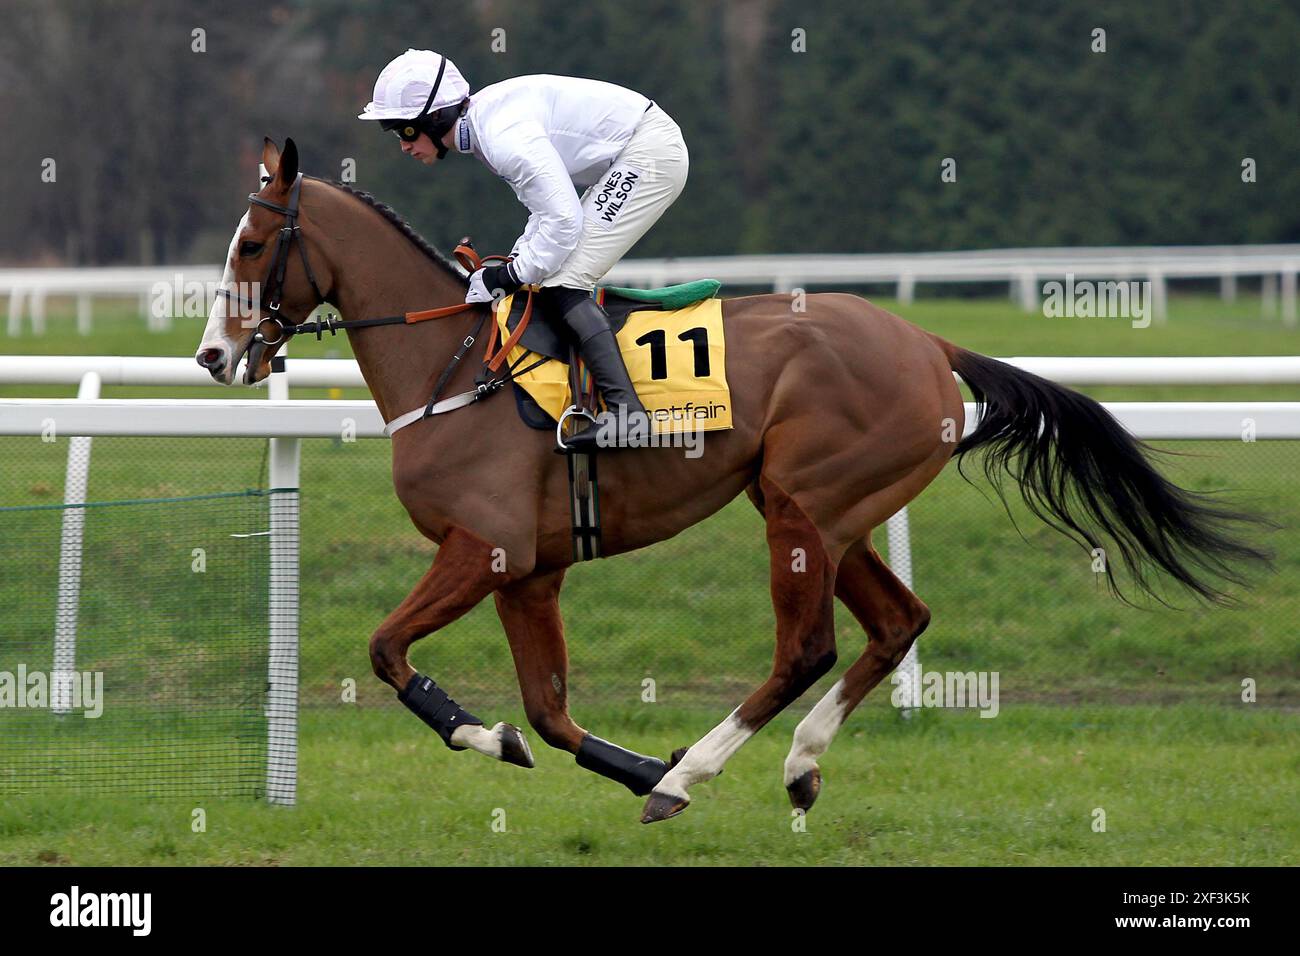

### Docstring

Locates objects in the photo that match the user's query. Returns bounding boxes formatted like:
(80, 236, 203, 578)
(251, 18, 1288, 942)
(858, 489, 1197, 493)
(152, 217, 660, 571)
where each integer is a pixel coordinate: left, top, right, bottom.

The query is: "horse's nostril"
(197, 348, 224, 370)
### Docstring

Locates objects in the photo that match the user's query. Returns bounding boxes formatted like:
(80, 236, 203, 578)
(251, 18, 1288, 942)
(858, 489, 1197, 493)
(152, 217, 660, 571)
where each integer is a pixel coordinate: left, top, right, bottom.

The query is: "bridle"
(216, 171, 329, 350)
(216, 173, 545, 429)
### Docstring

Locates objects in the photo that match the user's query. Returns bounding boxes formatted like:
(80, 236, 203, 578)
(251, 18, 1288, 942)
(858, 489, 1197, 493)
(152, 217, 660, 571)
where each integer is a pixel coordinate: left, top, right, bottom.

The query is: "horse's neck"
(328, 238, 479, 423)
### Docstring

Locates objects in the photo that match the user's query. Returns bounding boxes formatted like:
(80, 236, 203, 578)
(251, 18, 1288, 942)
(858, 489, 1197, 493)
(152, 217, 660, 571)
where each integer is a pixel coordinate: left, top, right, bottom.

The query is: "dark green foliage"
(1, 0, 1295, 265)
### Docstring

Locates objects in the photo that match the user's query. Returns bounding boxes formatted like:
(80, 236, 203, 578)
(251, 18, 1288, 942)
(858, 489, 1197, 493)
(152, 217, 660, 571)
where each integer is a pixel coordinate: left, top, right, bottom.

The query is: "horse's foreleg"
(783, 538, 930, 811)
(369, 527, 533, 767)
(495, 570, 669, 795)
(641, 476, 839, 823)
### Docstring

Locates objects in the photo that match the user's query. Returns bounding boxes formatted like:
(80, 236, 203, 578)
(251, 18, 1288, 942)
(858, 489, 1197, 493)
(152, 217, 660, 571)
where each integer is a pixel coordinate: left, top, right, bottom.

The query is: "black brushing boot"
(550, 291, 649, 453)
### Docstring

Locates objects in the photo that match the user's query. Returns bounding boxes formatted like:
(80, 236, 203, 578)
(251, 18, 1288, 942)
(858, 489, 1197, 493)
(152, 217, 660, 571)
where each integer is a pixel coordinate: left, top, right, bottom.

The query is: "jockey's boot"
(553, 293, 649, 453)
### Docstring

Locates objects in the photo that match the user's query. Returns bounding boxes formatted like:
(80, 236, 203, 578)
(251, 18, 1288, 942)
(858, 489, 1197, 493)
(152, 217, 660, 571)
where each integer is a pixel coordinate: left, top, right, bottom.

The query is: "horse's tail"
(932, 337, 1273, 605)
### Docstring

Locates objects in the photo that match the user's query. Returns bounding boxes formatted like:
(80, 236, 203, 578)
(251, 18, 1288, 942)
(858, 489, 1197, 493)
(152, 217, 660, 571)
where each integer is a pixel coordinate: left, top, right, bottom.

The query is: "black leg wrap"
(575, 734, 668, 796)
(399, 673, 483, 751)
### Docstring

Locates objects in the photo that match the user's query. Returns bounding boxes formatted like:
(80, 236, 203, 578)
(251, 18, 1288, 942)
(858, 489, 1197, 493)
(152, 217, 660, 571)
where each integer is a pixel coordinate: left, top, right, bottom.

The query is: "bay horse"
(196, 139, 1268, 822)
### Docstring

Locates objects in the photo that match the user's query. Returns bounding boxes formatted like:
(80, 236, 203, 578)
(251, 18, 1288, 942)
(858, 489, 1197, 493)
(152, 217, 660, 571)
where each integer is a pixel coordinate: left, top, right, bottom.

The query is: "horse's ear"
(276, 138, 299, 188)
(261, 137, 281, 176)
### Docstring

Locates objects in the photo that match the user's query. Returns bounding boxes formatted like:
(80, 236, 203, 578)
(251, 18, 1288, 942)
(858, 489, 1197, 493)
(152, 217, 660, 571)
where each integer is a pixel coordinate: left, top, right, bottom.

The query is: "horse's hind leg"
(495, 570, 670, 796)
(369, 527, 533, 767)
(641, 474, 839, 823)
(784, 537, 930, 811)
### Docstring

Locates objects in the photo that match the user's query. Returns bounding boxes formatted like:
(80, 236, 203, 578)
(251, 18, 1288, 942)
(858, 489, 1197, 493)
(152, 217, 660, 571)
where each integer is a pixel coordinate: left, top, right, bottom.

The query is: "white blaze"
(196, 211, 251, 371)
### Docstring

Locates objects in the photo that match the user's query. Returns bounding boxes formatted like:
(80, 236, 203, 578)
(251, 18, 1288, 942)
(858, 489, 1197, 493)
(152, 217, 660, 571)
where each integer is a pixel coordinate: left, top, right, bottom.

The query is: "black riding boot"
(553, 294, 649, 453)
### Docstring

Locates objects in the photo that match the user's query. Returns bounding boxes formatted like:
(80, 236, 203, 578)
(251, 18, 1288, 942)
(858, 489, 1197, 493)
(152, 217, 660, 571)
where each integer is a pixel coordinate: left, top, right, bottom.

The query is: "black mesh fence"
(0, 471, 273, 797)
(1, 433, 1295, 799)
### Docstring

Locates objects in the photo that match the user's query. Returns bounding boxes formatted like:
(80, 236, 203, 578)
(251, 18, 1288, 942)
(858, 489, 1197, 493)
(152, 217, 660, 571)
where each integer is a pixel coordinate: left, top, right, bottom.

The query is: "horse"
(196, 138, 1270, 823)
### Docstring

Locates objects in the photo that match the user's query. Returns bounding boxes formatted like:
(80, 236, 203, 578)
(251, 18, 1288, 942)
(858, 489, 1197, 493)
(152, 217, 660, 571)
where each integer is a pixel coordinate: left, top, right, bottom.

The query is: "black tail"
(941, 343, 1273, 605)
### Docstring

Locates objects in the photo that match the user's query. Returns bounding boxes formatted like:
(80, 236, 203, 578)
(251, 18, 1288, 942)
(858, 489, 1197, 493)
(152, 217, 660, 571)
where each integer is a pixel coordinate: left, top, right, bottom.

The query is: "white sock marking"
(451, 722, 506, 760)
(784, 678, 852, 785)
(654, 708, 753, 800)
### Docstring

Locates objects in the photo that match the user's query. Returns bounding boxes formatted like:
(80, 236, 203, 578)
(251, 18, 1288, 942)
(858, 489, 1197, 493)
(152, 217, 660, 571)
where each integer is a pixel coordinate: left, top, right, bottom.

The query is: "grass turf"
(0, 705, 1294, 866)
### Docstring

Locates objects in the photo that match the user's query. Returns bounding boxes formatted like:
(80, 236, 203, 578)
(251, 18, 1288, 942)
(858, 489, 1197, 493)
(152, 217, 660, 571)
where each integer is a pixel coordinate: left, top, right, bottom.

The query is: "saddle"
(504, 279, 723, 429)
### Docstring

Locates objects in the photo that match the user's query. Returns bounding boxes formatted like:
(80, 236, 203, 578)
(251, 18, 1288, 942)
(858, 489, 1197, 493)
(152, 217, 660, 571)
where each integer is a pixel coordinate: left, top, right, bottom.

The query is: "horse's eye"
(240, 240, 264, 257)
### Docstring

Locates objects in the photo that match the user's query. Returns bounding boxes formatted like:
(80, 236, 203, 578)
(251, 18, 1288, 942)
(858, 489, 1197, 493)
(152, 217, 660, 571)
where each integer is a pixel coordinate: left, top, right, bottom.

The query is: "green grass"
(1, 292, 1297, 865)
(0, 705, 1294, 866)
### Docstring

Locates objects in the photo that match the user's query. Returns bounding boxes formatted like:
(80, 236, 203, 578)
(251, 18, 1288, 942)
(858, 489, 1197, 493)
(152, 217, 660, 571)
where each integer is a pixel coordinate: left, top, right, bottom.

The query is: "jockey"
(359, 49, 690, 452)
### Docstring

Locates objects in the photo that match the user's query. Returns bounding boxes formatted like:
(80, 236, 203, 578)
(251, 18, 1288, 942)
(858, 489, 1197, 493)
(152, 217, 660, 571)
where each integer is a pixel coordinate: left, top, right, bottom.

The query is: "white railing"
(4, 354, 1300, 390)
(621, 246, 1300, 324)
(1, 355, 1296, 795)
(2, 396, 1297, 439)
(4, 243, 1299, 335)
(0, 266, 217, 337)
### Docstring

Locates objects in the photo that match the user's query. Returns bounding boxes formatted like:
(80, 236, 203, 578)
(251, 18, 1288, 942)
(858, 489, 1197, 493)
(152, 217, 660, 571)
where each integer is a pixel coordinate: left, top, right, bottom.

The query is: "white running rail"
(4, 244, 1300, 334)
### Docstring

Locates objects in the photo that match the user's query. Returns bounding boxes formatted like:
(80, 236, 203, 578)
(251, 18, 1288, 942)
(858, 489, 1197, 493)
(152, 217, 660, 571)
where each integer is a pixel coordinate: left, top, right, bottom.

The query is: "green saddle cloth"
(602, 279, 722, 310)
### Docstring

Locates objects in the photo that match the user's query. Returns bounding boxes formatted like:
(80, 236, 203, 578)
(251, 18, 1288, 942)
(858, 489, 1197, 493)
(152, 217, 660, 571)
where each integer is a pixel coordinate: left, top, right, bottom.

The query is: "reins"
(221, 174, 546, 430)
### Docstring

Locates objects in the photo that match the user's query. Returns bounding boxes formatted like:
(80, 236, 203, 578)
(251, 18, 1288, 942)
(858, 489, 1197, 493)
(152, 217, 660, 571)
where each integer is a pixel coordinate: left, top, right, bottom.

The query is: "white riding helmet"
(357, 49, 470, 122)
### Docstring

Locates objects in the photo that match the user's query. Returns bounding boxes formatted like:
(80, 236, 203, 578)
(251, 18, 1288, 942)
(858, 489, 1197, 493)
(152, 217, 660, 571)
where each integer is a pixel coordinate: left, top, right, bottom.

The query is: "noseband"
(217, 172, 327, 345)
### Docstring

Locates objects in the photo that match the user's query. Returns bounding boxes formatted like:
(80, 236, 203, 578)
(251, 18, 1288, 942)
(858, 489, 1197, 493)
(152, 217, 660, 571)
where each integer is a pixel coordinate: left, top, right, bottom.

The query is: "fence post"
(898, 273, 915, 305)
(7, 287, 25, 337)
(266, 356, 300, 806)
(1282, 265, 1297, 328)
(1220, 274, 1237, 302)
(1262, 274, 1277, 318)
(886, 507, 921, 717)
(1149, 270, 1167, 324)
(52, 371, 101, 714)
(30, 292, 46, 337)
(77, 294, 93, 336)
(1017, 270, 1038, 312)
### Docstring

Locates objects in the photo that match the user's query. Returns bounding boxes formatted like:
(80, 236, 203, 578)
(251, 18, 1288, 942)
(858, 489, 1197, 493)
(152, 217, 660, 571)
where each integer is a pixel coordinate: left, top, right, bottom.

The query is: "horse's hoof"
(786, 767, 822, 812)
(640, 789, 690, 824)
(497, 722, 535, 769)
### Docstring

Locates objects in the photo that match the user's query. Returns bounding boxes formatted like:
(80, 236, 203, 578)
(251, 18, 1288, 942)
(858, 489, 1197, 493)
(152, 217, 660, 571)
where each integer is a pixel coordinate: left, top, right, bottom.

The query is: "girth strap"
(563, 346, 603, 560)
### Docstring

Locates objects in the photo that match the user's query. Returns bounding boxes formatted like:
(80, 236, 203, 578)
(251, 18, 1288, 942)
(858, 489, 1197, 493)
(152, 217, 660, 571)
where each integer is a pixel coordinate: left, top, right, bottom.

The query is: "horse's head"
(196, 137, 332, 384)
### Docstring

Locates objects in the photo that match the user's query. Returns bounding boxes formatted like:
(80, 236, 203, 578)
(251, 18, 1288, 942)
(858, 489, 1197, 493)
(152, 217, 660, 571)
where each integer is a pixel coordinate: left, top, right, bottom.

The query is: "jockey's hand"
(465, 263, 523, 304)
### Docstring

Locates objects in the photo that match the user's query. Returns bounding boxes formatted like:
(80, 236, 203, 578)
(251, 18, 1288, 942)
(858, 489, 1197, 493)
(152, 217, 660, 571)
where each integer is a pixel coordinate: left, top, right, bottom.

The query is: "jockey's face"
(400, 128, 456, 165)
(400, 131, 436, 164)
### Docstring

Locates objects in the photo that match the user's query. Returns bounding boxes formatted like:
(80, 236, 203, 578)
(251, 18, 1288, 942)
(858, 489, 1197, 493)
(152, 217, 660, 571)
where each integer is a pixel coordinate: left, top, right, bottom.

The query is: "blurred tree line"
(0, 0, 1296, 266)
